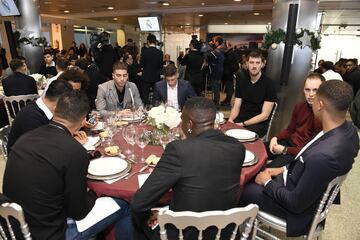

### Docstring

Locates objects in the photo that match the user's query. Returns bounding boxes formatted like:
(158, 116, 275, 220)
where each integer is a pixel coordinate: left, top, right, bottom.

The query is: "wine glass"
(124, 125, 137, 161)
(135, 128, 150, 163)
(122, 126, 132, 156)
(159, 131, 173, 150)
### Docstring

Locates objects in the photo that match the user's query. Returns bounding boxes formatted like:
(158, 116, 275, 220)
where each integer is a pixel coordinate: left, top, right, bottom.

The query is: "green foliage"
(13, 31, 49, 47)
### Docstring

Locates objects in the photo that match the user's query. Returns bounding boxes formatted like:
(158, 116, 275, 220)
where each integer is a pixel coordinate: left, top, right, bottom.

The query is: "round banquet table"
(87, 122, 267, 202)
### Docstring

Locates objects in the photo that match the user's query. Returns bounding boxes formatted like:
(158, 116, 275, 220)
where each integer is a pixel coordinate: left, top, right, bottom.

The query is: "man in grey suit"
(96, 61, 143, 116)
(240, 80, 359, 237)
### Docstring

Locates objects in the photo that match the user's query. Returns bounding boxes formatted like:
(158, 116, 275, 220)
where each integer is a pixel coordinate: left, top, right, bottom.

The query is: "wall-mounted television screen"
(138, 17, 160, 32)
(0, 0, 20, 16)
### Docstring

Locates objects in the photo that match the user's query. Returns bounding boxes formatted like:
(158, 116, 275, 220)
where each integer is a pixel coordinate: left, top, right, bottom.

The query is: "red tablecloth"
(87, 122, 267, 201)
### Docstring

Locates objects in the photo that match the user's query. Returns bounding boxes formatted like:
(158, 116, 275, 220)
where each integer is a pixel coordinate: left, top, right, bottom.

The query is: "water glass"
(135, 129, 150, 162)
(124, 125, 137, 161)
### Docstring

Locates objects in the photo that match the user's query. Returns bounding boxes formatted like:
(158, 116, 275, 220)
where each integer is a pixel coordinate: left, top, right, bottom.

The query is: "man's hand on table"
(147, 210, 159, 229)
(74, 131, 88, 144)
(255, 167, 284, 186)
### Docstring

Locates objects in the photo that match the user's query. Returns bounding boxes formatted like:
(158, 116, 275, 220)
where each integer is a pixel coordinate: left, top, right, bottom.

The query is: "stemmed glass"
(159, 131, 173, 149)
(124, 124, 137, 161)
(122, 126, 132, 156)
(135, 128, 150, 163)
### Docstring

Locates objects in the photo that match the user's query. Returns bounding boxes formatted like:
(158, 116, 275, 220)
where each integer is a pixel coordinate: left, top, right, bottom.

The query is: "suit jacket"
(152, 79, 196, 110)
(95, 80, 143, 116)
(264, 121, 359, 236)
(140, 46, 163, 83)
(132, 129, 245, 238)
(181, 50, 204, 84)
(2, 72, 38, 96)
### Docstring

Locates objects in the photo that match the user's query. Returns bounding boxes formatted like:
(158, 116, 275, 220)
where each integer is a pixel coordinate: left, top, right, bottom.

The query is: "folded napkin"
(83, 136, 100, 151)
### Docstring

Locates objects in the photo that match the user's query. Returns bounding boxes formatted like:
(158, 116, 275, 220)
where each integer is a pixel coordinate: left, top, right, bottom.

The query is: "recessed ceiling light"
(234, 0, 241, 2)
(224, 22, 228, 25)
(44, 1, 52, 4)
(186, 23, 191, 26)
(107, 6, 114, 10)
(201, 2, 205, 6)
(253, 12, 260, 16)
(198, 14, 204, 17)
(267, 22, 271, 25)
(113, 17, 118, 20)
(162, 2, 170, 6)
(64, 10, 70, 13)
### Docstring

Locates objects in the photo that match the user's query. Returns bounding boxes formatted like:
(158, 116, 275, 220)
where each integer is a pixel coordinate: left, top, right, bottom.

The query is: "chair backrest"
(306, 174, 348, 239)
(0, 202, 32, 240)
(158, 204, 259, 240)
(3, 94, 39, 125)
(0, 125, 11, 161)
(263, 102, 278, 142)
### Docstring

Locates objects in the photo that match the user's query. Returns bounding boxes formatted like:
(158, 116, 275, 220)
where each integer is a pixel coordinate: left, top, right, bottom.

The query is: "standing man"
(0, 42, 9, 76)
(96, 61, 143, 116)
(265, 73, 324, 168)
(228, 50, 277, 137)
(344, 58, 360, 97)
(3, 91, 132, 240)
(140, 34, 163, 104)
(2, 59, 38, 96)
(240, 80, 359, 237)
(152, 64, 196, 110)
(221, 41, 239, 107)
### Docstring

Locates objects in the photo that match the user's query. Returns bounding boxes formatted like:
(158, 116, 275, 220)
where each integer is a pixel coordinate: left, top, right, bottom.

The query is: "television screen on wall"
(0, 0, 20, 16)
(138, 17, 160, 32)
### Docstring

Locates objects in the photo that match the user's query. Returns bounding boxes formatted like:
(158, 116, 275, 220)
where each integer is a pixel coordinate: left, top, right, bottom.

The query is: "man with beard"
(228, 50, 277, 137)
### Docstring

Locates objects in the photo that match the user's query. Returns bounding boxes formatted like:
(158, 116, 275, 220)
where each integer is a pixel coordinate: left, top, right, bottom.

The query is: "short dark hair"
(56, 57, 69, 71)
(317, 80, 353, 112)
(127, 38, 133, 43)
(147, 34, 157, 44)
(247, 50, 264, 61)
(9, 59, 24, 72)
(213, 36, 223, 45)
(54, 91, 90, 124)
(43, 49, 52, 56)
(322, 61, 334, 71)
(113, 61, 128, 72)
(163, 64, 177, 77)
(69, 55, 78, 61)
(45, 80, 73, 101)
(75, 58, 89, 70)
(57, 68, 89, 90)
(305, 72, 325, 84)
(347, 58, 358, 65)
(183, 97, 216, 123)
(18, 56, 26, 61)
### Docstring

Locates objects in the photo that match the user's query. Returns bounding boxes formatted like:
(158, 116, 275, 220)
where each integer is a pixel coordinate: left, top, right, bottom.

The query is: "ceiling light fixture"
(162, 2, 170, 6)
(201, 2, 205, 6)
(113, 17, 118, 20)
(267, 22, 271, 25)
(186, 23, 191, 26)
(107, 6, 114, 10)
(253, 12, 260, 16)
(234, 0, 241, 2)
(224, 22, 228, 25)
(64, 10, 70, 13)
(198, 14, 203, 17)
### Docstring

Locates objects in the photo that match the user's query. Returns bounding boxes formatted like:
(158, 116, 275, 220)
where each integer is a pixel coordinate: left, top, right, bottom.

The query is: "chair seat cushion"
(257, 211, 287, 231)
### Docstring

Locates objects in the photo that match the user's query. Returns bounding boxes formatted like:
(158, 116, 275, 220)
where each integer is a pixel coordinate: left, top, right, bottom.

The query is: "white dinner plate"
(88, 157, 128, 176)
(91, 122, 105, 131)
(244, 150, 256, 164)
(225, 129, 257, 140)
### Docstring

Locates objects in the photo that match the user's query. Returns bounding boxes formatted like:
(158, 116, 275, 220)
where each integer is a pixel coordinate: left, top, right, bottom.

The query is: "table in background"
(87, 122, 267, 201)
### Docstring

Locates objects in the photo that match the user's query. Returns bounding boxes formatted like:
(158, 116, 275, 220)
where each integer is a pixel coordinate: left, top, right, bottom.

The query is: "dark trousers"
(142, 81, 155, 105)
(211, 79, 221, 105)
(264, 138, 297, 168)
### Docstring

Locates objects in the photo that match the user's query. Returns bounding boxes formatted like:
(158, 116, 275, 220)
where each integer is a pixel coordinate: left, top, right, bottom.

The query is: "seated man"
(57, 67, 89, 90)
(3, 91, 132, 240)
(240, 80, 359, 237)
(265, 73, 324, 168)
(228, 50, 277, 137)
(7, 80, 73, 152)
(153, 64, 196, 110)
(39, 50, 57, 78)
(96, 61, 143, 116)
(2, 58, 38, 96)
(132, 97, 245, 239)
(43, 57, 69, 94)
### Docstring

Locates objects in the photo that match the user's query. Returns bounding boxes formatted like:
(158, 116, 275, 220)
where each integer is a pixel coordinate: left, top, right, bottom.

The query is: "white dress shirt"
(36, 97, 53, 120)
(42, 71, 63, 96)
(167, 82, 179, 110)
(322, 70, 343, 81)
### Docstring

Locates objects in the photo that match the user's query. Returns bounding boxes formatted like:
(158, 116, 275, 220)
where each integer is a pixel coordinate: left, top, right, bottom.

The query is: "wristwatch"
(282, 147, 288, 155)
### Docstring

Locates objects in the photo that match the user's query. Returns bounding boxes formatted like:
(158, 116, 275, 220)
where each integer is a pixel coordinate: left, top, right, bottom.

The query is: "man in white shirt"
(239, 80, 359, 237)
(321, 61, 343, 81)
(152, 64, 196, 110)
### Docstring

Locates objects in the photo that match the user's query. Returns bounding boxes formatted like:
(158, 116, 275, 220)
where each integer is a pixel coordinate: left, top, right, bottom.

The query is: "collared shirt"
(46, 61, 56, 67)
(42, 71, 64, 96)
(116, 86, 125, 107)
(36, 97, 53, 120)
(167, 82, 179, 110)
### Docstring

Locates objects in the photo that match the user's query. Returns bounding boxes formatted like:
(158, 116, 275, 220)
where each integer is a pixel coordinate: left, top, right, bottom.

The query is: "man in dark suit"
(152, 64, 196, 110)
(240, 80, 359, 237)
(132, 97, 245, 239)
(140, 34, 163, 104)
(2, 58, 38, 96)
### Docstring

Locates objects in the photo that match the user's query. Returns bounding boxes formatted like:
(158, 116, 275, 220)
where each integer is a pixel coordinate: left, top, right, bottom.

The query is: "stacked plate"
(243, 150, 258, 167)
(121, 115, 144, 123)
(87, 157, 131, 180)
(225, 129, 258, 142)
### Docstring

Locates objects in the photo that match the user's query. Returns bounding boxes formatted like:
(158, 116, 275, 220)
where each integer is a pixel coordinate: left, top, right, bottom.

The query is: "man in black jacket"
(2, 59, 38, 96)
(140, 34, 163, 104)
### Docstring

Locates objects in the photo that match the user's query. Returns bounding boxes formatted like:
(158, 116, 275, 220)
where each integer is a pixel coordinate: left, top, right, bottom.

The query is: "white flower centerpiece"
(30, 73, 47, 89)
(147, 105, 181, 145)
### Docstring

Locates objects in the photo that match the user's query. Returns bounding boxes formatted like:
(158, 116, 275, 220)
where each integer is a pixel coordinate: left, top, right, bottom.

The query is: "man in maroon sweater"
(265, 73, 325, 167)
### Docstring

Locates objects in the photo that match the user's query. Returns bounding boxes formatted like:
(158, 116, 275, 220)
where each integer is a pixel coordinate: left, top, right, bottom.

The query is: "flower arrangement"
(147, 105, 181, 133)
(13, 30, 49, 47)
(30, 73, 47, 89)
(263, 27, 321, 51)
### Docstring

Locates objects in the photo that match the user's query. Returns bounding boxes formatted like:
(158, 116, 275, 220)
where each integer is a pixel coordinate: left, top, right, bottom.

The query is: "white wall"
(316, 35, 360, 63)
(163, 32, 198, 62)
